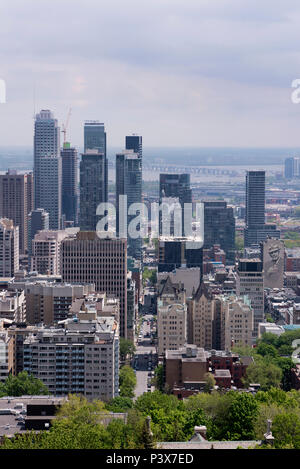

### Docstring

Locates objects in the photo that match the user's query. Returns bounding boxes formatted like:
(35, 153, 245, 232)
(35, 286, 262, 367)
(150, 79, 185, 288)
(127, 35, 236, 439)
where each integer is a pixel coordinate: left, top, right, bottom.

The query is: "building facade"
(0, 171, 34, 254)
(34, 110, 61, 230)
(0, 218, 19, 277)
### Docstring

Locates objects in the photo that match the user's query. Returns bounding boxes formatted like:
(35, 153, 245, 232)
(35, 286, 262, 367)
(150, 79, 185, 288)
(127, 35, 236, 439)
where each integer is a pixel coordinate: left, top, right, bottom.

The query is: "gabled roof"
(193, 282, 212, 301)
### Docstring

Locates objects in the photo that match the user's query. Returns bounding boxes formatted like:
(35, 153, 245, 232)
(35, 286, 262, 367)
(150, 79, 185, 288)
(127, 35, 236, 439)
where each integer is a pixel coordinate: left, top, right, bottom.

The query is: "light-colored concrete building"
(0, 218, 19, 277)
(187, 283, 215, 350)
(23, 311, 119, 401)
(31, 228, 79, 275)
(236, 258, 264, 339)
(157, 300, 187, 357)
(61, 231, 128, 338)
(0, 328, 14, 382)
(215, 295, 254, 350)
(0, 290, 26, 323)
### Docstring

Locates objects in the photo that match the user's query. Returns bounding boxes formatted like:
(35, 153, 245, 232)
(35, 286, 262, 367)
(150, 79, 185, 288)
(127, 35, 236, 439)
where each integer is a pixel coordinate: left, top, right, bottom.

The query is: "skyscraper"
(159, 174, 192, 236)
(61, 142, 79, 225)
(80, 150, 107, 231)
(0, 170, 34, 254)
(244, 170, 280, 247)
(34, 110, 62, 230)
(84, 121, 108, 202)
(125, 134, 142, 159)
(284, 157, 300, 179)
(203, 200, 235, 263)
(116, 150, 142, 260)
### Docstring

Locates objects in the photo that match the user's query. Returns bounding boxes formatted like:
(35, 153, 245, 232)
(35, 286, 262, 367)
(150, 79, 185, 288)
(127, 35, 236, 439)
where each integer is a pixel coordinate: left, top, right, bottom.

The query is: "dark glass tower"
(116, 150, 142, 260)
(125, 135, 142, 159)
(203, 200, 235, 263)
(80, 150, 107, 231)
(244, 170, 280, 247)
(61, 142, 79, 225)
(159, 173, 192, 236)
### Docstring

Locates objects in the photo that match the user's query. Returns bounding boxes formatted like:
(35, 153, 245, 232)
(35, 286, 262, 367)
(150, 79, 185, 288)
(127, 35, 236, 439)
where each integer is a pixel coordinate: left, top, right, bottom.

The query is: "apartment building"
(187, 283, 215, 350)
(214, 295, 254, 350)
(23, 312, 119, 401)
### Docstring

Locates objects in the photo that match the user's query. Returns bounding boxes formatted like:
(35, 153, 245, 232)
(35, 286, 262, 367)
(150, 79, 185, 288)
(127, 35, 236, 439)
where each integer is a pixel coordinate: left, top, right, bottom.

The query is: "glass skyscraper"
(34, 110, 61, 230)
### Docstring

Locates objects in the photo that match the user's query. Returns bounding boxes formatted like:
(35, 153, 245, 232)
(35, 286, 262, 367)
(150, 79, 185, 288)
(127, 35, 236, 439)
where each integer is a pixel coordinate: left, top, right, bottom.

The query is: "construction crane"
(62, 108, 72, 147)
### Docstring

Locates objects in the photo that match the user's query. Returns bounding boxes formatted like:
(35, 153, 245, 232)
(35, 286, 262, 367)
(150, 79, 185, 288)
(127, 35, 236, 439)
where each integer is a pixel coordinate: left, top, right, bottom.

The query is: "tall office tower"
(0, 170, 34, 254)
(61, 143, 79, 225)
(284, 157, 300, 179)
(24, 313, 119, 400)
(61, 232, 128, 338)
(0, 218, 19, 277)
(84, 121, 108, 203)
(126, 134, 142, 159)
(244, 171, 280, 247)
(159, 174, 192, 236)
(80, 150, 107, 231)
(203, 200, 236, 263)
(116, 150, 142, 260)
(34, 110, 62, 229)
(28, 208, 49, 258)
(236, 258, 264, 339)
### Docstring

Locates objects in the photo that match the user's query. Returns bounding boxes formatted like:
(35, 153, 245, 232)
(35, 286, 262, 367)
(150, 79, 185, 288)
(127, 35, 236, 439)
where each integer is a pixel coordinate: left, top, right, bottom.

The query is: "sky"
(1, 0, 300, 148)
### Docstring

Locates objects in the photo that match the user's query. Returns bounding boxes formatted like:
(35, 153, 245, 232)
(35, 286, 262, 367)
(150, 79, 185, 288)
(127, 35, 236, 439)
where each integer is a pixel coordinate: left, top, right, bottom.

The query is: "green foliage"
(106, 396, 133, 413)
(235, 235, 244, 252)
(119, 366, 137, 398)
(153, 364, 164, 392)
(119, 338, 136, 361)
(142, 267, 157, 285)
(272, 413, 300, 449)
(243, 360, 282, 391)
(0, 371, 49, 397)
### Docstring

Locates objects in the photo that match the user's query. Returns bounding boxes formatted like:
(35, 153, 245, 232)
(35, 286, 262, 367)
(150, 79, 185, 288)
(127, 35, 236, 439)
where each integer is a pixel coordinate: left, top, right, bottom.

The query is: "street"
(133, 314, 157, 398)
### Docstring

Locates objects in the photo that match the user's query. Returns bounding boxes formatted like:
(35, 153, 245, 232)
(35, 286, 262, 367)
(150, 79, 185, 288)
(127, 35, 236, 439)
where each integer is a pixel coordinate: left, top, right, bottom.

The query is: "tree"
(0, 371, 49, 397)
(119, 366, 136, 398)
(106, 396, 133, 413)
(153, 364, 164, 392)
(119, 338, 136, 362)
(204, 372, 216, 394)
(272, 413, 300, 449)
(243, 360, 282, 391)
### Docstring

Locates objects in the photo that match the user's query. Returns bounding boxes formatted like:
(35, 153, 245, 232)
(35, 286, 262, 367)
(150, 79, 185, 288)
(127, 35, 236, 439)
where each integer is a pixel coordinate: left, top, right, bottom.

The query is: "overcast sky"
(1, 0, 300, 148)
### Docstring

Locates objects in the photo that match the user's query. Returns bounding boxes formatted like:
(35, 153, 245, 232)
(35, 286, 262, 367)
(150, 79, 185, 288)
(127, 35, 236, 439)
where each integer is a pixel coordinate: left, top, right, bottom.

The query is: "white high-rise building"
(34, 110, 61, 229)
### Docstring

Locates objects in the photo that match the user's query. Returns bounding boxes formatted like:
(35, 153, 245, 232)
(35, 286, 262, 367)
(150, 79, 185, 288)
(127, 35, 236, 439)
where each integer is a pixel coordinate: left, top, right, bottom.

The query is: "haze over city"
(1, 0, 300, 148)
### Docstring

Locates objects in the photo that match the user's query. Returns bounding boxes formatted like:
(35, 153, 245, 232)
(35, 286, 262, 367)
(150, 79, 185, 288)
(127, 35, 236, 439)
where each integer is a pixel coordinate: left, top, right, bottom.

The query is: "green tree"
(153, 364, 164, 392)
(243, 360, 282, 391)
(119, 366, 137, 398)
(106, 396, 133, 413)
(204, 372, 216, 394)
(272, 413, 300, 449)
(119, 338, 136, 362)
(0, 371, 49, 397)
